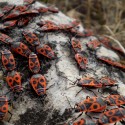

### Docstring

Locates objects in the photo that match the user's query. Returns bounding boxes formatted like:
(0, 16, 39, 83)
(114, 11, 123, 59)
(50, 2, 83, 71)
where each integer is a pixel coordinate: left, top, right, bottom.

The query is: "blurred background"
(41, 0, 125, 47)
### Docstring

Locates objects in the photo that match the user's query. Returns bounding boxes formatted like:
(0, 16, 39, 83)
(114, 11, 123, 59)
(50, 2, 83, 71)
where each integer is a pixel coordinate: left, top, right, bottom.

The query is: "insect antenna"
(65, 96, 73, 109)
(59, 75, 77, 85)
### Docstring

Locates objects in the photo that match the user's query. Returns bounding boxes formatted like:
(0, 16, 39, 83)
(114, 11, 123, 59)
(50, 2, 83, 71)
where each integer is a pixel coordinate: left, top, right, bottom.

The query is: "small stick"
(104, 25, 115, 36)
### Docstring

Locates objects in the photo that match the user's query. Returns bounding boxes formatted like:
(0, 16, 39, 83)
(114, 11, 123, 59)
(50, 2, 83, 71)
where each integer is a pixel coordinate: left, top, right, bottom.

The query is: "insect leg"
(85, 112, 93, 120)
(46, 83, 55, 90)
(113, 84, 119, 89)
(5, 90, 11, 96)
(107, 85, 119, 93)
(75, 88, 83, 97)
(92, 116, 99, 119)
(119, 105, 125, 108)
(86, 88, 97, 96)
(75, 112, 83, 120)
(39, 94, 47, 104)
(98, 88, 103, 94)
(120, 120, 125, 125)
(8, 111, 13, 122)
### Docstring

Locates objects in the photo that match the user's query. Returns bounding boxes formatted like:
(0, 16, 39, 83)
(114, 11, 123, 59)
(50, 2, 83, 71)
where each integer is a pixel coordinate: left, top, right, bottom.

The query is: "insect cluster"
(65, 95, 125, 125)
(0, 0, 94, 122)
(0, 0, 125, 124)
(63, 35, 125, 125)
(88, 37, 125, 71)
(0, 0, 60, 121)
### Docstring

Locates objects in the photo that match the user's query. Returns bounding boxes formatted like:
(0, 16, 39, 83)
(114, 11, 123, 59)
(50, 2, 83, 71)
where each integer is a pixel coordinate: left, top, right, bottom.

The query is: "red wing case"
(1, 49, 15, 71)
(6, 71, 22, 92)
(75, 53, 88, 70)
(29, 53, 40, 73)
(23, 30, 40, 46)
(36, 44, 55, 59)
(0, 32, 13, 44)
(0, 96, 8, 120)
(11, 42, 31, 58)
(30, 74, 47, 96)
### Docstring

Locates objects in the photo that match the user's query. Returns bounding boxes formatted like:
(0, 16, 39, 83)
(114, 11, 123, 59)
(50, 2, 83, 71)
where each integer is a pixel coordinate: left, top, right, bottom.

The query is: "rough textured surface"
(0, 0, 125, 125)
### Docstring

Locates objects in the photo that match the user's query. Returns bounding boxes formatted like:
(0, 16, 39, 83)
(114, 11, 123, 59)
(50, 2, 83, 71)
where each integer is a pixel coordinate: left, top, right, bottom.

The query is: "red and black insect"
(74, 96, 107, 113)
(37, 20, 79, 32)
(0, 20, 17, 30)
(1, 4, 15, 14)
(105, 94, 125, 106)
(97, 56, 125, 70)
(111, 46, 125, 56)
(100, 76, 117, 87)
(3, 5, 28, 20)
(83, 29, 93, 37)
(0, 96, 9, 120)
(30, 74, 47, 96)
(69, 28, 93, 37)
(59, 20, 80, 31)
(65, 118, 97, 125)
(22, 30, 40, 46)
(115, 61, 125, 70)
(3, 20, 17, 28)
(97, 57, 115, 66)
(0, 4, 15, 18)
(6, 71, 22, 92)
(98, 36, 124, 55)
(37, 20, 51, 27)
(1, 49, 16, 71)
(86, 39, 101, 50)
(17, 16, 32, 27)
(58, 24, 74, 31)
(98, 108, 125, 125)
(11, 42, 31, 58)
(75, 53, 88, 70)
(69, 28, 85, 37)
(77, 76, 117, 89)
(98, 36, 111, 48)
(74, 76, 118, 96)
(0, 32, 13, 45)
(20, 9, 39, 17)
(36, 44, 55, 59)
(77, 77, 102, 88)
(48, 6, 59, 13)
(36, 7, 48, 13)
(23, 0, 35, 5)
(37, 20, 80, 33)
(29, 52, 40, 74)
(71, 38, 82, 53)
(37, 20, 59, 32)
